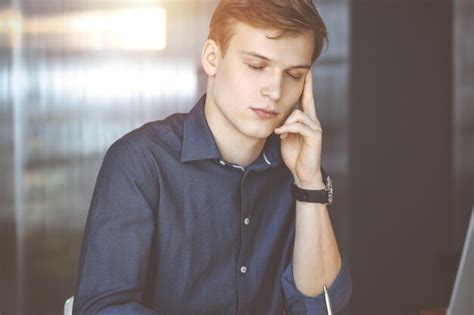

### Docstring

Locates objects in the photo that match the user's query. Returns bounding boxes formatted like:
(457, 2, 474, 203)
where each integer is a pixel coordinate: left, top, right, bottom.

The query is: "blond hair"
(208, 0, 328, 63)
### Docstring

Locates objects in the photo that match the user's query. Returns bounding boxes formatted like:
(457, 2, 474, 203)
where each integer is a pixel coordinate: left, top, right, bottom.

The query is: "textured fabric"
(73, 94, 352, 315)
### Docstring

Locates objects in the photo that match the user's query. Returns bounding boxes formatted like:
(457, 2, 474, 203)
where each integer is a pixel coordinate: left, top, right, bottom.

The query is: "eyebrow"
(240, 50, 311, 70)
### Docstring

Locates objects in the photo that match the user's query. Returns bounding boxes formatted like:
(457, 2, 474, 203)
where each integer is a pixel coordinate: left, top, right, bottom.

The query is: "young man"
(73, 0, 352, 314)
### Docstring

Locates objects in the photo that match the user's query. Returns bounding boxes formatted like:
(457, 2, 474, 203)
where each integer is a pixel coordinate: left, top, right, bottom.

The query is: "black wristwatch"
(291, 175, 333, 205)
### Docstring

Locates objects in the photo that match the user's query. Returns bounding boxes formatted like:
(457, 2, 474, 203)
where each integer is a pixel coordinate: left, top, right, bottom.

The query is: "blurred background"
(0, 0, 472, 314)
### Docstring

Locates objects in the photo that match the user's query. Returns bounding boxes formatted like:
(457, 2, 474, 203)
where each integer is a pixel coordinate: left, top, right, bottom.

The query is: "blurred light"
(1, 7, 167, 51)
(36, 59, 197, 102)
(0, 8, 24, 47)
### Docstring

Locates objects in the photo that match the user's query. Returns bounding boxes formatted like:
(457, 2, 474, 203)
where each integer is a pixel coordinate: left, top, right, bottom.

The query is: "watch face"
(326, 176, 333, 205)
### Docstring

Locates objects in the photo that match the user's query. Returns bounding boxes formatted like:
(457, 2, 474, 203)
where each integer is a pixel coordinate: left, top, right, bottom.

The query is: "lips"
(251, 108, 278, 119)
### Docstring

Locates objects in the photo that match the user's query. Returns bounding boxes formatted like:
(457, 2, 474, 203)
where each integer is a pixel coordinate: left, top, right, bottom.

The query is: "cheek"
(283, 81, 304, 103)
(220, 64, 251, 93)
(293, 80, 305, 96)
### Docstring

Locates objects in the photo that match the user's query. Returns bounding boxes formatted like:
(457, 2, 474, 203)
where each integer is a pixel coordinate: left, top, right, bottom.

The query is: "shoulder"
(109, 111, 187, 160)
(96, 112, 188, 187)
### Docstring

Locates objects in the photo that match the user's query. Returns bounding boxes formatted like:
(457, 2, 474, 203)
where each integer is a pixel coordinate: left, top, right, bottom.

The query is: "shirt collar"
(262, 131, 282, 168)
(180, 93, 282, 168)
(181, 94, 221, 162)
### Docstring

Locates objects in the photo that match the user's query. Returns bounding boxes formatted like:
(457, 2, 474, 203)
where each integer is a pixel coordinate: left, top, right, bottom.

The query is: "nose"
(260, 72, 283, 102)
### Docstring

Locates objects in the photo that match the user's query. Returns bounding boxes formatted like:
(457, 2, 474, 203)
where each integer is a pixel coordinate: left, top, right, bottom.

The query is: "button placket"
(236, 171, 254, 310)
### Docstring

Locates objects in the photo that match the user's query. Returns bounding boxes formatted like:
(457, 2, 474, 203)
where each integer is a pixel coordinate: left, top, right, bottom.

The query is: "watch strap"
(291, 174, 333, 204)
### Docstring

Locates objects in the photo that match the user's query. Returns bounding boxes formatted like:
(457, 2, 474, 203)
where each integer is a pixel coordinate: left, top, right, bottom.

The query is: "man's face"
(208, 22, 314, 141)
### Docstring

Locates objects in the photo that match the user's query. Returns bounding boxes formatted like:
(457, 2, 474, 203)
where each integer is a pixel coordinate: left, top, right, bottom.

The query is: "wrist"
(294, 173, 325, 190)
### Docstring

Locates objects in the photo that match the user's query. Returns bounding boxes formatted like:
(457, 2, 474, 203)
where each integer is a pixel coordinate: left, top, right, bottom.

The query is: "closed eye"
(247, 63, 303, 80)
(287, 73, 302, 80)
(247, 64, 265, 70)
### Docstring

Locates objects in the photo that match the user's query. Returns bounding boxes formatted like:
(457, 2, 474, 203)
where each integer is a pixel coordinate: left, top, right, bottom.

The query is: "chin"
(241, 125, 275, 140)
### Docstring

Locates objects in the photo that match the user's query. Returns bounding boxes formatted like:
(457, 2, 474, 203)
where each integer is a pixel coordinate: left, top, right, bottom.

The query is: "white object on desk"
(324, 285, 333, 315)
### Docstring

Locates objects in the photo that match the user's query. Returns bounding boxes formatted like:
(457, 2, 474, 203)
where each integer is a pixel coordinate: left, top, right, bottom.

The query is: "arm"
(292, 176, 341, 298)
(73, 139, 160, 315)
(280, 174, 352, 314)
(275, 68, 352, 313)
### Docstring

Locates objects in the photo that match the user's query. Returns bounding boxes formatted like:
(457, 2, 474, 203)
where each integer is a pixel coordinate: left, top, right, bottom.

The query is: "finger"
(274, 121, 320, 140)
(279, 109, 321, 131)
(300, 67, 317, 120)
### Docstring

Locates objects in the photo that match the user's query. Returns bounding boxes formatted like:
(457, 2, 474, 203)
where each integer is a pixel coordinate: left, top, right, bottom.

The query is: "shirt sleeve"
(281, 260, 352, 314)
(73, 139, 160, 315)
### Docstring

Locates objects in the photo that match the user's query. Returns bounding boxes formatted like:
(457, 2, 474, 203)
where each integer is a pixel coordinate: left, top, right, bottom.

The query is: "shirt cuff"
(281, 260, 352, 314)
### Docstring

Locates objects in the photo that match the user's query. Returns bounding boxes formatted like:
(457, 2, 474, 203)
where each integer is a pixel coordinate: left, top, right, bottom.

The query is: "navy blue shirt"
(73, 94, 352, 315)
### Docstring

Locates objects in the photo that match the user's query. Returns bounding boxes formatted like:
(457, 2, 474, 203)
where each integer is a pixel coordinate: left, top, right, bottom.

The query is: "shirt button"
(244, 218, 250, 225)
(219, 160, 226, 166)
(240, 266, 247, 274)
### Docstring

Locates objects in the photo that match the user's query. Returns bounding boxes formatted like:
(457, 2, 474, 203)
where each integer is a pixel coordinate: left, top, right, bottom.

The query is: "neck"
(204, 96, 266, 167)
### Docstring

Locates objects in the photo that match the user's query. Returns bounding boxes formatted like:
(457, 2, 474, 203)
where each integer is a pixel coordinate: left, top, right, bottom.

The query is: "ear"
(201, 39, 219, 76)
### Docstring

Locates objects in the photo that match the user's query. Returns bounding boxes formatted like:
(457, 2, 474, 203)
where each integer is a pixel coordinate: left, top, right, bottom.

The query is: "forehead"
(226, 22, 314, 65)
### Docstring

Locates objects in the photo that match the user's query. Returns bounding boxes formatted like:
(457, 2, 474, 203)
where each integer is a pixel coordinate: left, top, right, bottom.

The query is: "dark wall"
(349, 1, 453, 314)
